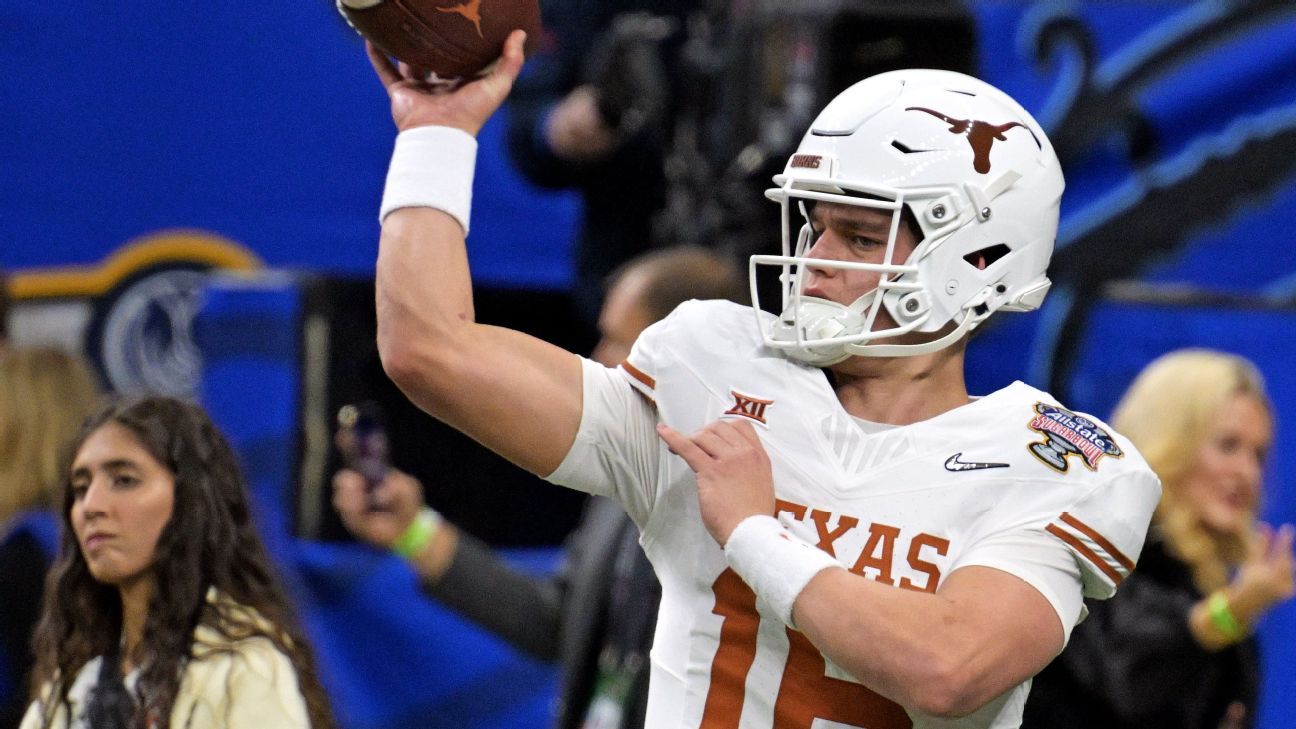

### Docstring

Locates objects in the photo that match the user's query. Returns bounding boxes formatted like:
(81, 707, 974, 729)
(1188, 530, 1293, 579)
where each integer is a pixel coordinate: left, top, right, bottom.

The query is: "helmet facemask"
(750, 69, 1063, 366)
(753, 184, 989, 365)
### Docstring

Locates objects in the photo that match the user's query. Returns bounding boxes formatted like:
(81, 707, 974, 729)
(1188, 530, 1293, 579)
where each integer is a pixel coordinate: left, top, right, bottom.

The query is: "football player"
(362, 32, 1160, 729)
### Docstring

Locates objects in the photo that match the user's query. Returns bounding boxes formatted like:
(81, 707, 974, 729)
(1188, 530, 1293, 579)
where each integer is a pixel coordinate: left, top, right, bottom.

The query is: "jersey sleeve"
(950, 528, 1086, 646)
(619, 310, 675, 403)
(544, 357, 661, 527)
(1045, 468, 1162, 599)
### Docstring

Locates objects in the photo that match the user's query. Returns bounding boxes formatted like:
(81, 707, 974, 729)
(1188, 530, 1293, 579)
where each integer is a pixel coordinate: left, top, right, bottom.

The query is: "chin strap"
(848, 283, 998, 358)
(844, 308, 980, 358)
(770, 285, 991, 363)
(768, 294, 873, 367)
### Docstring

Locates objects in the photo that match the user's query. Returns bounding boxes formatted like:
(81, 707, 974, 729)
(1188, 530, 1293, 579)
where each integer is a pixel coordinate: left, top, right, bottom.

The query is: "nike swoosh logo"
(944, 453, 1010, 472)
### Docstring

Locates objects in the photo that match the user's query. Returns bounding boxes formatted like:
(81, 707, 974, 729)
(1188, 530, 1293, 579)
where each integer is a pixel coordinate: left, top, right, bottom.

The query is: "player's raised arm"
(368, 32, 584, 477)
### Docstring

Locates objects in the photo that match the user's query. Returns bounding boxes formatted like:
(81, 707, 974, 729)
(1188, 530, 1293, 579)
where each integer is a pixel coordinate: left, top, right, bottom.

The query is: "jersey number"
(698, 569, 912, 729)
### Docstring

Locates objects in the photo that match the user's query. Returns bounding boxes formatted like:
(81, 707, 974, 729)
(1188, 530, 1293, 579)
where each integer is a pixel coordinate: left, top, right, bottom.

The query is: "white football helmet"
(753, 68, 1064, 365)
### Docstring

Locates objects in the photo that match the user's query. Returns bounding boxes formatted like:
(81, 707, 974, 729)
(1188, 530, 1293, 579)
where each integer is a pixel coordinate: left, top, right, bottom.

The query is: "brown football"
(337, 0, 540, 79)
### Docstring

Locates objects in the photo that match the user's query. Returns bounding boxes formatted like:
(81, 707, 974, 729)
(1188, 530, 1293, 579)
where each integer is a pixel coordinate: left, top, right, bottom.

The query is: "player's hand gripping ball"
(337, 0, 540, 80)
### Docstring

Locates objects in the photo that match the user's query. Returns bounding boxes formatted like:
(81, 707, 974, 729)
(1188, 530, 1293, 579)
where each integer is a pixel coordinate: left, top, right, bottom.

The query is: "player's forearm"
(376, 209, 477, 406)
(792, 569, 1024, 718)
(375, 209, 585, 476)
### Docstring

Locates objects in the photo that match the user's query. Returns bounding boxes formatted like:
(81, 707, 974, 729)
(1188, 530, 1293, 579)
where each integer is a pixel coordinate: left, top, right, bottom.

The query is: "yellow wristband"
(1207, 591, 1245, 642)
(392, 507, 442, 559)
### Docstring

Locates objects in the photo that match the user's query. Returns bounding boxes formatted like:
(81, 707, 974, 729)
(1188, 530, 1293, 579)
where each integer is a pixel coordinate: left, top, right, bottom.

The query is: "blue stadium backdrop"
(2, 2, 1293, 727)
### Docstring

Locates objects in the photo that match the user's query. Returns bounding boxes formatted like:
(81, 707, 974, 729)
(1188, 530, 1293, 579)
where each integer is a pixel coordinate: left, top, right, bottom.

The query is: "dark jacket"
(1023, 534, 1260, 729)
(505, 0, 698, 323)
(1, 512, 60, 729)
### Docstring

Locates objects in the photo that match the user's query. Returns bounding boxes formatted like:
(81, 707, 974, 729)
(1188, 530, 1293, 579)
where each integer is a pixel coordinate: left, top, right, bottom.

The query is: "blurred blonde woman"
(1, 348, 101, 525)
(1025, 349, 1295, 729)
(1, 348, 101, 726)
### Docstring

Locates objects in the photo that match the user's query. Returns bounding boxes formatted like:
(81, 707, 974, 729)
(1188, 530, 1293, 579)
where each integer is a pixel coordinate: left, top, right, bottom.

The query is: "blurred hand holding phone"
(337, 402, 390, 510)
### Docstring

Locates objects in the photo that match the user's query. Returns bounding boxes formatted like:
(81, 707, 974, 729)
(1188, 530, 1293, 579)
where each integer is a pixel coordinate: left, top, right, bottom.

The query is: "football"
(337, 0, 541, 79)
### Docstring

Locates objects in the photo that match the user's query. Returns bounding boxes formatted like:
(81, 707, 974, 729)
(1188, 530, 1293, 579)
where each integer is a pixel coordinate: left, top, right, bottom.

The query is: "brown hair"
(30, 397, 333, 729)
(1110, 349, 1271, 592)
(606, 246, 747, 321)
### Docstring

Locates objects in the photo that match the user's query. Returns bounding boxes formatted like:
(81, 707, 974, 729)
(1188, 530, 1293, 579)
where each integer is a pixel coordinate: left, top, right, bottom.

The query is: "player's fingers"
(691, 426, 738, 457)
(657, 423, 710, 471)
(397, 61, 431, 84)
(483, 30, 526, 96)
(501, 29, 527, 73)
(366, 41, 402, 89)
(706, 420, 747, 444)
(727, 419, 765, 449)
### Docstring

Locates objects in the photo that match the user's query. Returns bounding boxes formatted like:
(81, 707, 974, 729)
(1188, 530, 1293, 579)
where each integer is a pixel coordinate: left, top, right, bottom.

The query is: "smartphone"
(336, 401, 390, 506)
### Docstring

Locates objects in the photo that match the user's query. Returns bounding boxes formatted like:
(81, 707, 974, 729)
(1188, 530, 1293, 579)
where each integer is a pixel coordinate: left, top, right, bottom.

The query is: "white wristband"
(380, 126, 478, 235)
(724, 515, 840, 628)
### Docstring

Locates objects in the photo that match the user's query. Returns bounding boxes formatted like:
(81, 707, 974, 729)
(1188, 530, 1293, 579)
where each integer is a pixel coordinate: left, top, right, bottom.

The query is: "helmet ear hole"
(901, 204, 925, 245)
(962, 243, 1010, 271)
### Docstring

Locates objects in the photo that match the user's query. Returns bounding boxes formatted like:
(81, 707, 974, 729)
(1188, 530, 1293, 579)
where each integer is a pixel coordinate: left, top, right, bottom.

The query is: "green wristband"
(1207, 591, 1245, 642)
(392, 507, 441, 559)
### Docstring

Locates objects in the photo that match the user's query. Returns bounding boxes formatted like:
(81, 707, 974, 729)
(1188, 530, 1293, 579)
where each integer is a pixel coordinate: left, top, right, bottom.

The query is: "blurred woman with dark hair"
(1025, 349, 1294, 729)
(22, 396, 333, 729)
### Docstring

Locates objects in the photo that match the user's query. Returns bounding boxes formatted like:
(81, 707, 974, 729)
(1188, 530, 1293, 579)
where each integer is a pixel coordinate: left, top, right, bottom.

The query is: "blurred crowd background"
(2, 1, 1294, 728)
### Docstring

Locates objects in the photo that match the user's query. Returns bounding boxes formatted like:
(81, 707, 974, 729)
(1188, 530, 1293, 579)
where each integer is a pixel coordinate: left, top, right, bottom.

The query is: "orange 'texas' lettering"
(850, 523, 900, 585)
(777, 498, 948, 592)
(775, 498, 807, 521)
(900, 533, 950, 593)
(778, 502, 871, 560)
(436, 0, 484, 38)
(810, 509, 859, 558)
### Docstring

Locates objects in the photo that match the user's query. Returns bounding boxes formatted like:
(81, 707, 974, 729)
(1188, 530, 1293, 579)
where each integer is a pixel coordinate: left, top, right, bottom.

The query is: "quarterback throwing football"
(361, 31, 1160, 729)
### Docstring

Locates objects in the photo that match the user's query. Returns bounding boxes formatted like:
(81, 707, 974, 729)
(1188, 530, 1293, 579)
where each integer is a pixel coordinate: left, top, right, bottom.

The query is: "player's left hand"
(657, 419, 775, 546)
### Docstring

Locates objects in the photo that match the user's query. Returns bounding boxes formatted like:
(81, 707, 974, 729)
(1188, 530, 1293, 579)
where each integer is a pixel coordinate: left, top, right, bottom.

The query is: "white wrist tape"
(380, 126, 478, 235)
(724, 515, 840, 628)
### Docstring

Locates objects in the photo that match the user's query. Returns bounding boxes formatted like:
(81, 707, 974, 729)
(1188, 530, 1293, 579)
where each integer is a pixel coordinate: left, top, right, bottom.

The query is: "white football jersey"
(548, 300, 1161, 729)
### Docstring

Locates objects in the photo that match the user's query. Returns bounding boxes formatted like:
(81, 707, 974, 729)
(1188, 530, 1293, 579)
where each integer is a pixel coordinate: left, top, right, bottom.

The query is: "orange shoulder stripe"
(1046, 523, 1124, 586)
(1059, 512, 1136, 572)
(620, 360, 656, 390)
